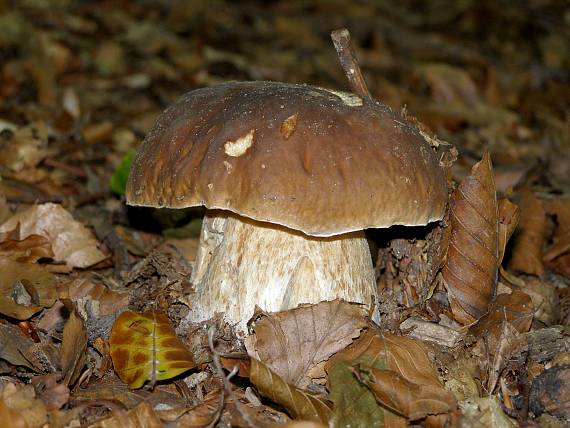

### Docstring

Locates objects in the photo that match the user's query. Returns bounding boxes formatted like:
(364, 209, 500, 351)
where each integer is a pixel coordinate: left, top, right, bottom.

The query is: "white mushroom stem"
(185, 210, 378, 333)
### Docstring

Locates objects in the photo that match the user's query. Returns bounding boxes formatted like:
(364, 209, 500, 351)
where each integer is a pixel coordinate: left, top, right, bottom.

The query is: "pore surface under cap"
(126, 81, 447, 236)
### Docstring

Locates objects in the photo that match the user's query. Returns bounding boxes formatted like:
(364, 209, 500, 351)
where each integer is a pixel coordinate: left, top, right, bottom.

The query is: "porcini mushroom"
(126, 29, 448, 333)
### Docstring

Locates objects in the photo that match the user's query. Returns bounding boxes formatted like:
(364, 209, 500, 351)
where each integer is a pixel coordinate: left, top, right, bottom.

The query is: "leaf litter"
(0, 1, 569, 427)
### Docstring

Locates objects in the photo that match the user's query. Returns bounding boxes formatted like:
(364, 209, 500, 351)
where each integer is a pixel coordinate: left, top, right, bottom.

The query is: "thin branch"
(331, 28, 371, 98)
(206, 325, 256, 428)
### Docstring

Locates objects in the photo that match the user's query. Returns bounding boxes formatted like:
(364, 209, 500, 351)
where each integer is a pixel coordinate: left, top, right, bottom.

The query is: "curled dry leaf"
(497, 198, 519, 264)
(470, 290, 534, 338)
(326, 330, 455, 428)
(0, 383, 48, 428)
(470, 289, 532, 392)
(500, 268, 558, 325)
(60, 309, 88, 387)
(109, 311, 195, 389)
(0, 259, 56, 320)
(249, 358, 332, 424)
(543, 197, 570, 275)
(87, 401, 164, 428)
(0, 122, 49, 173)
(245, 300, 368, 388)
(442, 151, 499, 324)
(0, 203, 107, 269)
(0, 322, 41, 370)
(58, 278, 129, 316)
(165, 390, 220, 427)
(31, 374, 70, 411)
(353, 364, 457, 422)
(508, 187, 546, 277)
(544, 196, 570, 259)
(486, 321, 527, 394)
(0, 224, 54, 263)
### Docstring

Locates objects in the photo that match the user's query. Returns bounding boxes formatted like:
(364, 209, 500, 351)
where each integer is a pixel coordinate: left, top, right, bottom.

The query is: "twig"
(43, 158, 87, 177)
(206, 325, 256, 428)
(331, 28, 371, 98)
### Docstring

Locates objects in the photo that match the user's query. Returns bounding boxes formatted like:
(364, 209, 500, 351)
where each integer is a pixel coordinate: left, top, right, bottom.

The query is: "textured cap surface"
(126, 81, 447, 236)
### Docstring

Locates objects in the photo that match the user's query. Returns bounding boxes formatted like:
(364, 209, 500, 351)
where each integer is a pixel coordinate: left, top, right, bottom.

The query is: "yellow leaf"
(109, 311, 195, 389)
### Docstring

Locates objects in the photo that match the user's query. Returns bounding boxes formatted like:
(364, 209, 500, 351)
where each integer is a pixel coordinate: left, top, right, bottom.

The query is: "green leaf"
(110, 149, 135, 195)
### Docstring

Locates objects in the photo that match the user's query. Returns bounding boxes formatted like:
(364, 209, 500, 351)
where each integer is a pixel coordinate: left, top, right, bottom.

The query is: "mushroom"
(126, 30, 448, 333)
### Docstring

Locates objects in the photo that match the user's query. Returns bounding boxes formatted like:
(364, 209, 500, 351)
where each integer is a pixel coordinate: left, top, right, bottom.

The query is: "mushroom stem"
(186, 210, 378, 333)
(331, 28, 371, 98)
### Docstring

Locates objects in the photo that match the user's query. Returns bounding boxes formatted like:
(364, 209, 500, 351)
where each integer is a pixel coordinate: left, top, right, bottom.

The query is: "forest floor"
(0, 1, 569, 427)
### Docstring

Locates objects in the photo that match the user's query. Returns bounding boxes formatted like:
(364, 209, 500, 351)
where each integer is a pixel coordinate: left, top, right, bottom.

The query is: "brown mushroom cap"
(126, 81, 447, 237)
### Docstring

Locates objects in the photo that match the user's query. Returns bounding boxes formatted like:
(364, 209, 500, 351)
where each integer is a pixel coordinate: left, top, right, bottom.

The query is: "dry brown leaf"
(508, 187, 546, 277)
(0, 259, 56, 320)
(469, 291, 530, 391)
(0, 322, 41, 370)
(31, 374, 70, 411)
(0, 203, 107, 269)
(87, 401, 164, 428)
(353, 365, 457, 421)
(0, 123, 49, 172)
(497, 198, 519, 264)
(471, 289, 534, 338)
(73, 383, 187, 411)
(499, 269, 559, 325)
(326, 330, 456, 427)
(250, 358, 331, 424)
(245, 300, 368, 388)
(420, 63, 480, 105)
(58, 278, 129, 316)
(543, 197, 570, 264)
(0, 224, 54, 263)
(220, 356, 251, 378)
(0, 383, 48, 428)
(485, 321, 527, 393)
(172, 390, 221, 427)
(493, 165, 528, 194)
(0, 190, 10, 224)
(442, 151, 499, 324)
(0, 399, 28, 428)
(277, 423, 327, 428)
(524, 278, 559, 326)
(60, 309, 88, 387)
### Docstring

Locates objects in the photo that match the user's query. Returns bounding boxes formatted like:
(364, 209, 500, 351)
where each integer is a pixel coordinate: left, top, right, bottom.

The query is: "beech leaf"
(245, 300, 368, 388)
(0, 224, 54, 263)
(326, 330, 456, 427)
(508, 187, 546, 277)
(543, 197, 570, 275)
(249, 357, 331, 424)
(353, 365, 457, 421)
(0, 203, 107, 269)
(109, 311, 195, 389)
(60, 310, 88, 387)
(497, 198, 519, 265)
(0, 259, 56, 320)
(326, 331, 404, 428)
(442, 151, 499, 324)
